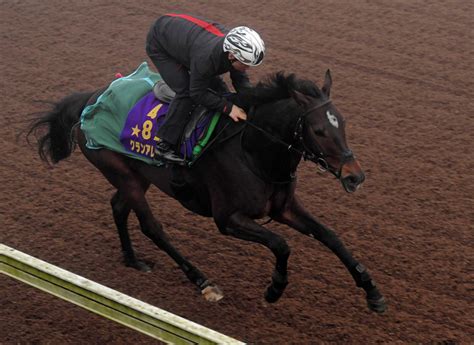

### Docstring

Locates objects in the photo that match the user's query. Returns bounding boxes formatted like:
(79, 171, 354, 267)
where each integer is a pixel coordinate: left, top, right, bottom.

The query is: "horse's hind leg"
(274, 196, 386, 313)
(79, 144, 150, 271)
(79, 144, 220, 300)
(111, 190, 151, 272)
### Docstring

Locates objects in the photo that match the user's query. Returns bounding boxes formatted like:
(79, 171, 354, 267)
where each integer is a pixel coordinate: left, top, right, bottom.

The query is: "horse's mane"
(236, 72, 324, 108)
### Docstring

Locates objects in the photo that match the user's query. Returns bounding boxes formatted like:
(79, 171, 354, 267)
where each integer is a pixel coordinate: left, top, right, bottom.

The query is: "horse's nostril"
(343, 174, 364, 186)
(344, 175, 358, 184)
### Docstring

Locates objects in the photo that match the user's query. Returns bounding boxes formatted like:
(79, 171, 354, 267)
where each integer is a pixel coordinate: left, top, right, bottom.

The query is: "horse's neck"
(242, 104, 302, 182)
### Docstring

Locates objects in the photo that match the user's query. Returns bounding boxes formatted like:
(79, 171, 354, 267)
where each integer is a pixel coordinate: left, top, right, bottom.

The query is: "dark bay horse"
(28, 70, 386, 313)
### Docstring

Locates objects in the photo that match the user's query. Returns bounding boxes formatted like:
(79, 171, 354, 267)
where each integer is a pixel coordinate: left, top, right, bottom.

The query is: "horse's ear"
(291, 90, 311, 107)
(322, 69, 332, 98)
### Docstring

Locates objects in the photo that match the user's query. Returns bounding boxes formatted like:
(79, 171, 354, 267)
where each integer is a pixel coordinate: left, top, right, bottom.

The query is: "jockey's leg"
(158, 95, 193, 148)
(146, 47, 192, 162)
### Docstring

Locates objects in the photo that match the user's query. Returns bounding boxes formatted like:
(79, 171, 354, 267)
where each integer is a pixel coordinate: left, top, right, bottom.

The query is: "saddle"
(153, 80, 175, 103)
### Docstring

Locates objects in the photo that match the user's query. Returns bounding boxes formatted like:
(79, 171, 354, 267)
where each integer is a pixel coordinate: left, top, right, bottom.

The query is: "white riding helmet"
(223, 26, 265, 66)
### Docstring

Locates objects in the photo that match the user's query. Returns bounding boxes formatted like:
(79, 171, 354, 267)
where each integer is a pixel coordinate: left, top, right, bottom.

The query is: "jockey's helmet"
(223, 26, 265, 66)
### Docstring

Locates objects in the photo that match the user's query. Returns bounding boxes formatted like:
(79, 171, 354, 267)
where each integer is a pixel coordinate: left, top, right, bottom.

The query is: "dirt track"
(1, 1, 473, 344)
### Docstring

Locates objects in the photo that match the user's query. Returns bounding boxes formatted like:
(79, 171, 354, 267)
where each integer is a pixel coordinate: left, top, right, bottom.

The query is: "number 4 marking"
(146, 104, 163, 119)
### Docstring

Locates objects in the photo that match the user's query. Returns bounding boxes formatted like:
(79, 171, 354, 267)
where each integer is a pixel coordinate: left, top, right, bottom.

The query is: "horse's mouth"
(342, 181, 358, 193)
(341, 174, 364, 193)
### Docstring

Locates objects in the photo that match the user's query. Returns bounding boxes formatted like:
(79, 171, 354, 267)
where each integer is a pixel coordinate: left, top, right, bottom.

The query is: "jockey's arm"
(189, 71, 233, 115)
(189, 70, 247, 122)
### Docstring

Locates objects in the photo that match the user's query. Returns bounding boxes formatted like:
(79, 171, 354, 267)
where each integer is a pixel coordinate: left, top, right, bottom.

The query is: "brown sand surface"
(1, 1, 472, 344)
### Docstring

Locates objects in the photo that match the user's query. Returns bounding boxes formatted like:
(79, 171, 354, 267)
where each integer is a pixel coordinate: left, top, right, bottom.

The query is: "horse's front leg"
(112, 172, 222, 301)
(223, 213, 290, 303)
(132, 197, 223, 302)
(274, 196, 386, 313)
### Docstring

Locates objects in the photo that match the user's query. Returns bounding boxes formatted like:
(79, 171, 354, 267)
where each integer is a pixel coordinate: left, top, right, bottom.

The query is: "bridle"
(243, 98, 355, 180)
(297, 100, 355, 178)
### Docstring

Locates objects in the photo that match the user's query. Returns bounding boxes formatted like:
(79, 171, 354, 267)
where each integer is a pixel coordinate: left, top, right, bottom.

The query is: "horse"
(27, 69, 386, 313)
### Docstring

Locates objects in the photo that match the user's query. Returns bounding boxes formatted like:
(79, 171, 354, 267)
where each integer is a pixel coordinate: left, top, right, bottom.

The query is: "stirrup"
(154, 148, 186, 165)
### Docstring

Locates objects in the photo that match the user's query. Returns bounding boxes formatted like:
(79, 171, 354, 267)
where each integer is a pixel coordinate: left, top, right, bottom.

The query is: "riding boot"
(155, 141, 185, 164)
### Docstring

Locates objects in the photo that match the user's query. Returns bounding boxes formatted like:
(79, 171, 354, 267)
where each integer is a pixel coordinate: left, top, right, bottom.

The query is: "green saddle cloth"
(80, 61, 163, 165)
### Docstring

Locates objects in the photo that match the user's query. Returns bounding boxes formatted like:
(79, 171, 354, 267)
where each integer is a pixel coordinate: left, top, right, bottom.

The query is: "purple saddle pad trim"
(120, 91, 212, 160)
(180, 112, 214, 159)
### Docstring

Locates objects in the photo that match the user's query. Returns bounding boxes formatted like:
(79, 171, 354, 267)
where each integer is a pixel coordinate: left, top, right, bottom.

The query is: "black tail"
(27, 91, 95, 163)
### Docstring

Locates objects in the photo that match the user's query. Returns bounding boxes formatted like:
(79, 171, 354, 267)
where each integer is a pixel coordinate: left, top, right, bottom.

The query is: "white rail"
(0, 243, 245, 345)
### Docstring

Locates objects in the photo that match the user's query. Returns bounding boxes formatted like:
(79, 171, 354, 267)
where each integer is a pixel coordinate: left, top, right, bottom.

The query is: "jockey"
(146, 13, 265, 163)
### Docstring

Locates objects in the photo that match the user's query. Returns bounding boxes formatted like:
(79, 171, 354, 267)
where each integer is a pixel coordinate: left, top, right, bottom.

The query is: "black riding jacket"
(147, 13, 251, 115)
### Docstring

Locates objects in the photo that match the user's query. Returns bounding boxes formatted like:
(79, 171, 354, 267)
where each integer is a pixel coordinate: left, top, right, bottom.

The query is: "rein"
(187, 117, 244, 167)
(189, 98, 355, 182)
(242, 99, 354, 182)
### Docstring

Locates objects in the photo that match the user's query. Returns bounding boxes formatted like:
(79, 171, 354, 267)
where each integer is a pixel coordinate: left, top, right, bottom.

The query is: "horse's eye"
(314, 129, 326, 137)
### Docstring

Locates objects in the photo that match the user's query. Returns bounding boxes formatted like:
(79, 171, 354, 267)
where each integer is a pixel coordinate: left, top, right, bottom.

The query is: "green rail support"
(0, 243, 245, 345)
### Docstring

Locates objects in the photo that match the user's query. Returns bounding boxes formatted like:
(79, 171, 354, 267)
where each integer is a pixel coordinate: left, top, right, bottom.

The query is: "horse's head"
(292, 70, 365, 193)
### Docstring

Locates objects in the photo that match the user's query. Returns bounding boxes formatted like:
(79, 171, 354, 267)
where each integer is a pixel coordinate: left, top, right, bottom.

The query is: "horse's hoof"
(264, 286, 282, 303)
(367, 296, 387, 314)
(201, 285, 224, 302)
(126, 260, 152, 272)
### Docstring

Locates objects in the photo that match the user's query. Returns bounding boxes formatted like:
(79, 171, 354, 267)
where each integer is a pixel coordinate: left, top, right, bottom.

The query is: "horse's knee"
(140, 220, 164, 238)
(111, 192, 125, 214)
(138, 215, 167, 242)
(110, 191, 119, 207)
(218, 226, 233, 236)
(213, 215, 233, 235)
(269, 237, 290, 258)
